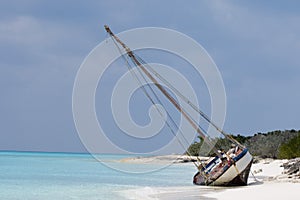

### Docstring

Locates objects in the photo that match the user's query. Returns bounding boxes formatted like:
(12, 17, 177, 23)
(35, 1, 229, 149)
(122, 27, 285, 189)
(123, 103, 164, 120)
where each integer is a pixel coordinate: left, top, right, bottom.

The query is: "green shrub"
(186, 136, 203, 156)
(245, 130, 299, 158)
(186, 130, 300, 158)
(278, 133, 300, 159)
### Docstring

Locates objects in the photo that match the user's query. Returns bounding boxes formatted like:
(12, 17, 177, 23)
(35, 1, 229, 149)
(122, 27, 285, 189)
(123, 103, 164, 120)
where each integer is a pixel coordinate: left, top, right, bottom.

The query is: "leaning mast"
(104, 25, 207, 138)
(104, 25, 253, 187)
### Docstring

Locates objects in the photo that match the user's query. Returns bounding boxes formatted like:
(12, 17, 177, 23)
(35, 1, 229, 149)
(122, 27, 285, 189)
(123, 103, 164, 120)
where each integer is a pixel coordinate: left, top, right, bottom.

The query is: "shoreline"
(119, 155, 300, 200)
(119, 154, 209, 164)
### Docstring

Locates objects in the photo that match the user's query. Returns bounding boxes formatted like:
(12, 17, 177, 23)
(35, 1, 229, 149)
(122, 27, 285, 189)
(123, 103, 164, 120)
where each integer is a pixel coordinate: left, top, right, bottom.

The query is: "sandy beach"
(206, 159, 300, 200)
(120, 156, 300, 200)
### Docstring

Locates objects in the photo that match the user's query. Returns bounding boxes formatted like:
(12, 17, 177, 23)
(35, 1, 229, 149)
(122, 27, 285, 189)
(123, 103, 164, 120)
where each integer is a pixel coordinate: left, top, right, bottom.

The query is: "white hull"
(193, 149, 253, 186)
(211, 151, 253, 186)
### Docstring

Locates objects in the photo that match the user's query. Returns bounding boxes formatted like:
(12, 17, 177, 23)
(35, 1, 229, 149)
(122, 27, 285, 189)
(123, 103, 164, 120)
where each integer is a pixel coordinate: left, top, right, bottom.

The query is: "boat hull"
(193, 150, 253, 186)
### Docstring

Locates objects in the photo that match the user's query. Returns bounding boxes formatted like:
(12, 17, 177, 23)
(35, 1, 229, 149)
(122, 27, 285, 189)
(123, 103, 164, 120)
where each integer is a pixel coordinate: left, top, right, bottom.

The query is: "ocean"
(0, 151, 209, 200)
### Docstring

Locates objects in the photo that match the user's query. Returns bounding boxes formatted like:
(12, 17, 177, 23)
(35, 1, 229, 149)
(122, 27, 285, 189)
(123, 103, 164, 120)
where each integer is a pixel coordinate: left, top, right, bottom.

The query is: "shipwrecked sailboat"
(193, 145, 253, 186)
(104, 25, 253, 186)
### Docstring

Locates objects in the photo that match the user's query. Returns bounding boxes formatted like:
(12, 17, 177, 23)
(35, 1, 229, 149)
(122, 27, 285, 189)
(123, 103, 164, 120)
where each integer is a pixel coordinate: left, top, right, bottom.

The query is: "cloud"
(1, 1, 299, 152)
(207, 1, 300, 66)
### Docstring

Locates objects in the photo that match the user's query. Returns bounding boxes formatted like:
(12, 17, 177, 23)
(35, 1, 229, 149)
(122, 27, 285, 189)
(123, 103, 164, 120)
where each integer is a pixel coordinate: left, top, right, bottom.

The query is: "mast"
(104, 25, 221, 157)
(134, 61, 244, 148)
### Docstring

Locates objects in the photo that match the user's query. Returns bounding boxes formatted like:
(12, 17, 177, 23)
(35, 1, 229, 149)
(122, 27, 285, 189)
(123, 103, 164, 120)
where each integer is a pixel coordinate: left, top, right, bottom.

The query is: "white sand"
(120, 185, 220, 200)
(206, 182, 299, 200)
(119, 154, 208, 164)
(206, 159, 300, 200)
(120, 157, 300, 200)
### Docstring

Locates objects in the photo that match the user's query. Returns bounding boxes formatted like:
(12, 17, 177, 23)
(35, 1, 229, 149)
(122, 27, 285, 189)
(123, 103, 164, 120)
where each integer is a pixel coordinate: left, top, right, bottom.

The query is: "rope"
(135, 55, 221, 157)
(109, 36, 200, 169)
(250, 170, 262, 183)
(105, 26, 226, 182)
(135, 55, 244, 147)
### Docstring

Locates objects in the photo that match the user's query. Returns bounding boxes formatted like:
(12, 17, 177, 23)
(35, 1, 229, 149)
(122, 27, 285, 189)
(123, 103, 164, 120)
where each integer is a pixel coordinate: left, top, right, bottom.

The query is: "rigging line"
(250, 170, 261, 183)
(135, 55, 218, 146)
(110, 37, 185, 147)
(104, 26, 206, 139)
(129, 49, 219, 160)
(128, 51, 220, 159)
(109, 36, 200, 167)
(138, 55, 232, 140)
(115, 57, 213, 173)
(128, 55, 208, 167)
(134, 54, 243, 147)
(135, 55, 208, 135)
(106, 32, 198, 152)
(128, 61, 207, 168)
(132, 54, 201, 150)
(104, 25, 222, 158)
(139, 57, 234, 146)
(131, 56, 208, 168)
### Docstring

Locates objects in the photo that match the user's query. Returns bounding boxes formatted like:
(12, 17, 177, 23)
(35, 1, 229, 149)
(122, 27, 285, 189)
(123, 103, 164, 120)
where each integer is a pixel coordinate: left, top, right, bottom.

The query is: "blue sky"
(1, 1, 300, 153)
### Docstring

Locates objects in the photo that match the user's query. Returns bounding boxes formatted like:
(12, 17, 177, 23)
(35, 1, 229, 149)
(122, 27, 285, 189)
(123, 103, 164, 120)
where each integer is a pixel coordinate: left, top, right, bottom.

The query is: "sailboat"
(104, 25, 253, 186)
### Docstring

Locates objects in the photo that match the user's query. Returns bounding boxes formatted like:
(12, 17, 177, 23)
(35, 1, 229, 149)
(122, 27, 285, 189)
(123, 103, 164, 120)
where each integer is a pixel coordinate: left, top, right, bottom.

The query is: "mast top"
(104, 25, 111, 34)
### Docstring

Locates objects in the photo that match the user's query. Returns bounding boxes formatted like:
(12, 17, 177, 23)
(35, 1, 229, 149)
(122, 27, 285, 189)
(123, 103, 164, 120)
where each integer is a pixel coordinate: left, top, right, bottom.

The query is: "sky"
(1, 0, 300, 153)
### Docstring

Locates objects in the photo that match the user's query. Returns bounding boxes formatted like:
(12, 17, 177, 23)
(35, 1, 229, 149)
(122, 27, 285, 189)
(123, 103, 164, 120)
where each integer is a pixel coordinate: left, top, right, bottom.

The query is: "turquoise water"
(0, 151, 197, 199)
